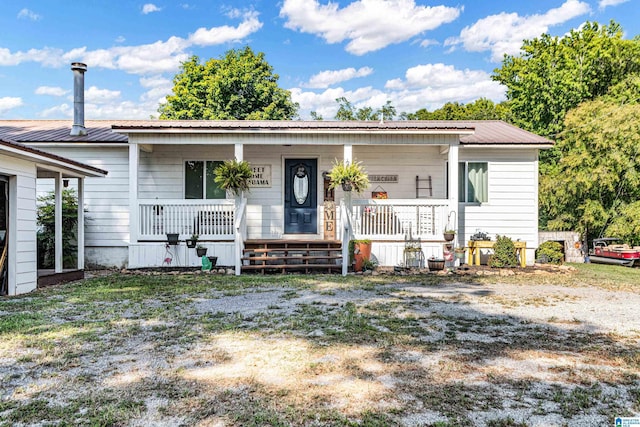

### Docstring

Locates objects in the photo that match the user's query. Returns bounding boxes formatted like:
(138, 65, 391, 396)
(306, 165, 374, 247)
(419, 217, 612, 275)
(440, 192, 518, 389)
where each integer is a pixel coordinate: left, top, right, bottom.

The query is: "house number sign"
(249, 165, 271, 187)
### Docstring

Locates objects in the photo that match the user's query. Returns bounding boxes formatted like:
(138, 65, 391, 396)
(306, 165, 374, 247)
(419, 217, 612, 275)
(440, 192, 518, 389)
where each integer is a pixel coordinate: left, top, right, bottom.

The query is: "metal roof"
(0, 137, 108, 177)
(0, 119, 553, 146)
(0, 120, 128, 143)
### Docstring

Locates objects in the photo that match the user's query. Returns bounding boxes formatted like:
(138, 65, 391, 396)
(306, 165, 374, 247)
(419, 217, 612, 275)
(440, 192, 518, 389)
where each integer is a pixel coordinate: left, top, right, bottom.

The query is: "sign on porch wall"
(249, 165, 271, 187)
(369, 174, 398, 183)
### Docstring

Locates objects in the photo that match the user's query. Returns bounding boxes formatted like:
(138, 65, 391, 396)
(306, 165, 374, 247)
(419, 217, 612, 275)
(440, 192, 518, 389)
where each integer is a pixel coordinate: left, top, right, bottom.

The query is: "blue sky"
(0, 0, 638, 120)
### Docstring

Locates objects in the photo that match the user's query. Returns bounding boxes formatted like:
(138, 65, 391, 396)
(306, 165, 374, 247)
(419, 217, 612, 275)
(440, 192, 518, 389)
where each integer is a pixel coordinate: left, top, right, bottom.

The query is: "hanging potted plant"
(327, 159, 369, 193)
(214, 159, 253, 197)
(196, 244, 208, 257)
(166, 232, 179, 245)
(443, 229, 456, 241)
(185, 233, 198, 248)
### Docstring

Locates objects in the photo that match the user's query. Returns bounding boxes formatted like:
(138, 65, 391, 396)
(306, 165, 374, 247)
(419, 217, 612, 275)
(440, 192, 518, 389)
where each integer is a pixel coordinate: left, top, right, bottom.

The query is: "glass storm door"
(284, 159, 317, 234)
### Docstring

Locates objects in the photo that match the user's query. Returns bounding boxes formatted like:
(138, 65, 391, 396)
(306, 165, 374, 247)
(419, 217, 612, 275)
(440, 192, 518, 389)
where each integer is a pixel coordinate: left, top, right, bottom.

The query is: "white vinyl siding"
(35, 147, 129, 267)
(0, 155, 37, 295)
(458, 149, 539, 263)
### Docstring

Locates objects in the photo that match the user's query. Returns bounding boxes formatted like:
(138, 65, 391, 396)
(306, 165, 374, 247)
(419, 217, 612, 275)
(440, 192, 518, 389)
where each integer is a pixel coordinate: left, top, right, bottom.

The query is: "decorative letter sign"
(249, 165, 271, 187)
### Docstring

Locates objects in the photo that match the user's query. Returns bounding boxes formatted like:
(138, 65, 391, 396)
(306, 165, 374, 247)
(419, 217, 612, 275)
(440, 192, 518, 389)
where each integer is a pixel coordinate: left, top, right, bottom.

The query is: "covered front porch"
(124, 129, 464, 274)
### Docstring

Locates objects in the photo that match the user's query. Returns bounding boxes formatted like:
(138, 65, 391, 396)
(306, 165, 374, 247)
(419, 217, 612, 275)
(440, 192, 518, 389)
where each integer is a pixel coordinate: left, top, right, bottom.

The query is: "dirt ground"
(1, 269, 639, 426)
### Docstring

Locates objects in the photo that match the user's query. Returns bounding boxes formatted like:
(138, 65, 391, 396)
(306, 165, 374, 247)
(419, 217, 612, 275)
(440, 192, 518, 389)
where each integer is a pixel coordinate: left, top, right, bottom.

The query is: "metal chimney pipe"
(70, 62, 87, 136)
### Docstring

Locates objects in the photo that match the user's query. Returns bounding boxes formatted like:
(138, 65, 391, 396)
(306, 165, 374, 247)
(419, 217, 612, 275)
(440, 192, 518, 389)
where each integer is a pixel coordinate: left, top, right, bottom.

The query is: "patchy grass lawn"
(1, 264, 639, 426)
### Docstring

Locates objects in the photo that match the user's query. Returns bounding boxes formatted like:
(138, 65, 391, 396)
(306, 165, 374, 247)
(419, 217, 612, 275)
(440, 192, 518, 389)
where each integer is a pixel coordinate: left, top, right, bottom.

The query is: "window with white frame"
(458, 161, 488, 203)
(185, 161, 225, 199)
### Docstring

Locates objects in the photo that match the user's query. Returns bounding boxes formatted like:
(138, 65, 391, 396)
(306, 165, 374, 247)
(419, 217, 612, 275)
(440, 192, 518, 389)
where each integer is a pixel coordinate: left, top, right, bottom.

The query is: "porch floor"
(37, 269, 84, 288)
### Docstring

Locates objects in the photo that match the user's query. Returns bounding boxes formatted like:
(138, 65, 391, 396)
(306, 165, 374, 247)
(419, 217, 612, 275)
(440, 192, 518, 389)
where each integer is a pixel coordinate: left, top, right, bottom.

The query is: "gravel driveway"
(0, 271, 638, 426)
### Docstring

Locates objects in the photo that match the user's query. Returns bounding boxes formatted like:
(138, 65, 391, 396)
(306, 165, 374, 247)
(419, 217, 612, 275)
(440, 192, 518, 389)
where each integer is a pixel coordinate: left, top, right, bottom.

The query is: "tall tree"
(406, 98, 510, 121)
(493, 21, 640, 139)
(159, 47, 298, 120)
(540, 74, 640, 243)
(334, 97, 397, 120)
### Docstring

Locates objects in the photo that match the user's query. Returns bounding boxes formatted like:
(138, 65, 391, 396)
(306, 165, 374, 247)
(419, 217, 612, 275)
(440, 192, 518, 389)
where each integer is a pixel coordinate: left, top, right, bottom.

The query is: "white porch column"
(343, 144, 353, 163)
(447, 144, 459, 231)
(234, 143, 245, 275)
(129, 143, 139, 244)
(54, 173, 63, 273)
(234, 143, 243, 161)
(77, 178, 85, 270)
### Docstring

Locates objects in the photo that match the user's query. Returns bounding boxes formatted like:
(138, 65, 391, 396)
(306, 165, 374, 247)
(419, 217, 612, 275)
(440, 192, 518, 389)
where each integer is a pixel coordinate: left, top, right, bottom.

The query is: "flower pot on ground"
(454, 248, 466, 261)
(428, 258, 445, 271)
(327, 159, 369, 194)
(196, 245, 208, 257)
(166, 233, 179, 245)
(207, 256, 218, 267)
(350, 239, 372, 272)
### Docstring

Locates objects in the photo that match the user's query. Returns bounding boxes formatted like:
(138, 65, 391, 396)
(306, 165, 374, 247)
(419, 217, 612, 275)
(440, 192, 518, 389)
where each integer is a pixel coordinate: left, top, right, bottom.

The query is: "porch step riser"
(242, 240, 343, 274)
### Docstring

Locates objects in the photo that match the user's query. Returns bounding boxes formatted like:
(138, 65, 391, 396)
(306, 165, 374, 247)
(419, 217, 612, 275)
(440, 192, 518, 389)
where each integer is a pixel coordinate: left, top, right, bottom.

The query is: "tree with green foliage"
(540, 74, 640, 244)
(334, 97, 397, 121)
(493, 21, 640, 139)
(37, 188, 78, 269)
(406, 98, 511, 121)
(159, 47, 298, 120)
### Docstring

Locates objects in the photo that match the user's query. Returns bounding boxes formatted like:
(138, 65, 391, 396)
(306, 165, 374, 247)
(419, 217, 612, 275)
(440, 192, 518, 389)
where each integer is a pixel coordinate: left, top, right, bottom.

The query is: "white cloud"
(304, 66, 373, 88)
(35, 86, 68, 96)
(0, 97, 23, 114)
(39, 103, 72, 118)
(419, 39, 439, 48)
(115, 36, 126, 43)
(445, 0, 590, 62)
(291, 86, 385, 119)
(142, 3, 161, 14)
(189, 10, 263, 45)
(291, 62, 505, 119)
(139, 75, 173, 105)
(17, 8, 41, 21)
(84, 86, 121, 104)
(0, 11, 261, 75)
(599, 0, 629, 8)
(280, 0, 461, 55)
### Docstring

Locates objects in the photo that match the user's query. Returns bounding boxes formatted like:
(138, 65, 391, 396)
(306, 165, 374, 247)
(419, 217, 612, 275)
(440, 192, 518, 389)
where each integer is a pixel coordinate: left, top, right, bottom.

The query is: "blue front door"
(284, 159, 317, 234)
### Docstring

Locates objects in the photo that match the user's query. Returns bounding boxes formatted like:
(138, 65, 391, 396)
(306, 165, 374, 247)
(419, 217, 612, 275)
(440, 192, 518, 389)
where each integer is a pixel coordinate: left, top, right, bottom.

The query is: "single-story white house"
(0, 136, 107, 296)
(0, 118, 552, 276)
(0, 63, 552, 278)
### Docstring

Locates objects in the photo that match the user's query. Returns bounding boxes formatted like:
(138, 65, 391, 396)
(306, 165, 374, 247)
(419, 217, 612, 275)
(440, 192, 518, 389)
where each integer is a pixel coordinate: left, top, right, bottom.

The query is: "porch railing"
(138, 199, 235, 240)
(351, 199, 449, 239)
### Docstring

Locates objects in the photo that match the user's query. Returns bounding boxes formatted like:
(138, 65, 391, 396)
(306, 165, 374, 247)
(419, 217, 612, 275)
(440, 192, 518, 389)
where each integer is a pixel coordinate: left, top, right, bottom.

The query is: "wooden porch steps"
(242, 239, 342, 274)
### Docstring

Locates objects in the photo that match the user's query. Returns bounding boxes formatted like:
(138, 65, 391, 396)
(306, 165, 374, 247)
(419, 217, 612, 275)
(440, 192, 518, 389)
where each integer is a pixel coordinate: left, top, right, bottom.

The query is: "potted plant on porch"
(327, 159, 369, 193)
(214, 159, 253, 196)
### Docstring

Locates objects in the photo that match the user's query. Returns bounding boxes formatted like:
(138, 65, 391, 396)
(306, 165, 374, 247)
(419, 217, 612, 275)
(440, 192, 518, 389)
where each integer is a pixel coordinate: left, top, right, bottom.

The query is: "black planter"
(196, 247, 208, 257)
(342, 182, 352, 191)
(185, 239, 197, 248)
(166, 233, 179, 245)
(207, 256, 218, 267)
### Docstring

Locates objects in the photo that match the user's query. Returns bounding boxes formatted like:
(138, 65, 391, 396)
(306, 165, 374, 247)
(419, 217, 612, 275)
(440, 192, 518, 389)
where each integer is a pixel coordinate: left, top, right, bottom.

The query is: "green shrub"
(536, 241, 564, 264)
(37, 188, 78, 269)
(488, 235, 518, 268)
